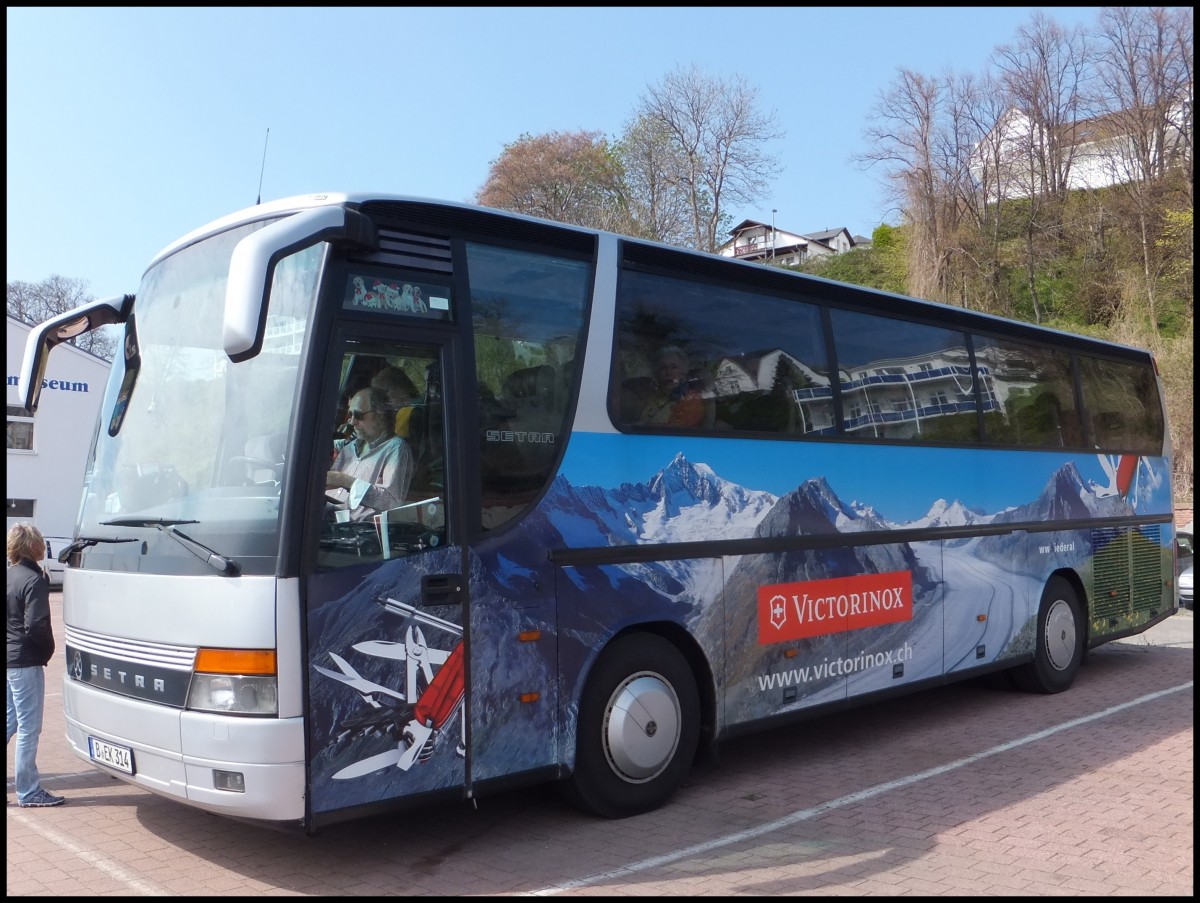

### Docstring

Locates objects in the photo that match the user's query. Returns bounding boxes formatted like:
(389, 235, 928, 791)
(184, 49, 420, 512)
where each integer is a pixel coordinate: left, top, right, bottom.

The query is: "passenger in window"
(642, 344, 708, 428)
(371, 366, 419, 439)
(327, 387, 414, 521)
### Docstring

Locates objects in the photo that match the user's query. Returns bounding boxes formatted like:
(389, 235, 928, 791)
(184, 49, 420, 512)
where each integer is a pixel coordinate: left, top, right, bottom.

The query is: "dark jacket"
(7, 559, 55, 668)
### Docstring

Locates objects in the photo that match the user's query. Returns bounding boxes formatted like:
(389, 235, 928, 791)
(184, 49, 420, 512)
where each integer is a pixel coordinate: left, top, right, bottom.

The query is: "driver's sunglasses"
(347, 410, 378, 421)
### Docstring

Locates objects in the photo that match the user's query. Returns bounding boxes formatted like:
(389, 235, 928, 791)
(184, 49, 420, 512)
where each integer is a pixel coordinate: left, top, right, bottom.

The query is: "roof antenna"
(256, 127, 270, 205)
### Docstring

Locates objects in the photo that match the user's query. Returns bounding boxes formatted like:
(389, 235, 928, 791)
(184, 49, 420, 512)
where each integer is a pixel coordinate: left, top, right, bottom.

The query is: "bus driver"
(327, 387, 414, 522)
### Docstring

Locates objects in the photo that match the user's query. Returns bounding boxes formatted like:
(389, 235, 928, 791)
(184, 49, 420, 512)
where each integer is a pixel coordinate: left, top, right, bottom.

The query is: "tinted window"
(830, 310, 978, 443)
(468, 243, 590, 530)
(614, 271, 833, 436)
(974, 337, 1081, 448)
(7, 407, 34, 450)
(1077, 355, 1163, 454)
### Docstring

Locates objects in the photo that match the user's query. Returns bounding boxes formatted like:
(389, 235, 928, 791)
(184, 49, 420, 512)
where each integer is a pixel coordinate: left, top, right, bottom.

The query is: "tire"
(563, 633, 700, 819)
(1012, 576, 1084, 694)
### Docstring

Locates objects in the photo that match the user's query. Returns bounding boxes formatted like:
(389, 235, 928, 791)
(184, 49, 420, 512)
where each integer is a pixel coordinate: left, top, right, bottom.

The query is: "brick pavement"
(7, 595, 1193, 896)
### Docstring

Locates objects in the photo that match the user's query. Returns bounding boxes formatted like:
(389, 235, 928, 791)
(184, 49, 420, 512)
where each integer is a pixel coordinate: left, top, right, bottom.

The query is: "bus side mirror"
(224, 206, 377, 363)
(20, 295, 133, 413)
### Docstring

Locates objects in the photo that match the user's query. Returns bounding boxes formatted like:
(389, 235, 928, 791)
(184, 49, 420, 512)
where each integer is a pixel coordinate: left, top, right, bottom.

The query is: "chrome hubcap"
(1044, 598, 1077, 671)
(602, 673, 681, 783)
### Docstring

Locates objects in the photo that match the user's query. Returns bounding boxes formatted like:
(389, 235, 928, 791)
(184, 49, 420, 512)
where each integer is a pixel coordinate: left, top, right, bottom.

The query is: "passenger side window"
(1077, 355, 1163, 454)
(830, 310, 978, 443)
(974, 337, 1080, 448)
(614, 271, 834, 436)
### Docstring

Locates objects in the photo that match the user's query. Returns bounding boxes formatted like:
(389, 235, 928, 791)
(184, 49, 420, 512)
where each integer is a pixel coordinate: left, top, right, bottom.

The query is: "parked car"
(40, 536, 67, 588)
(1177, 521, 1193, 610)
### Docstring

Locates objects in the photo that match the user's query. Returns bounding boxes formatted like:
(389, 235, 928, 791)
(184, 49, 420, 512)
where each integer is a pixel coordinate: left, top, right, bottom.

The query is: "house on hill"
(717, 220, 858, 267)
(971, 103, 1191, 202)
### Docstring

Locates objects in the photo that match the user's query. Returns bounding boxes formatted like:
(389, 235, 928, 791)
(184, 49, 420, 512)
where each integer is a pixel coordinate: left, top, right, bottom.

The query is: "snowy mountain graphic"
(903, 498, 992, 530)
(543, 456, 1129, 555)
(755, 476, 891, 537)
(993, 460, 1132, 522)
(543, 452, 777, 548)
(307, 446, 1156, 815)
(973, 461, 1133, 574)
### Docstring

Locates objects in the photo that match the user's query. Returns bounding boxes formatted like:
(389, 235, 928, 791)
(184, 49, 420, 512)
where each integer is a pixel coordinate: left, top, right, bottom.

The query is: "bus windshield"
(77, 220, 325, 576)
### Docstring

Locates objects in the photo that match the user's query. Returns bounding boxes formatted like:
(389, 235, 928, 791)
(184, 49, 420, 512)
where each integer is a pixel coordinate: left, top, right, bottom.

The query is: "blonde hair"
(7, 523, 46, 566)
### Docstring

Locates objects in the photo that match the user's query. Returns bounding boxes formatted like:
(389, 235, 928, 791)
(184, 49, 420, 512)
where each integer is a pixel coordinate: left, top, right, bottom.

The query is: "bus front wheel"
(564, 633, 699, 819)
(1012, 576, 1083, 694)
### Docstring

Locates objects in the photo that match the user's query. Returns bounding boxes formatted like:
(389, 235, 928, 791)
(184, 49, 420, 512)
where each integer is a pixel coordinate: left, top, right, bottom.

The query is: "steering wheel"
(227, 454, 283, 486)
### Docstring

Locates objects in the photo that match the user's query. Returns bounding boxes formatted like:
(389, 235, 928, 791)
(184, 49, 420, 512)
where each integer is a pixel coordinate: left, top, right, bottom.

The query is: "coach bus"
(20, 193, 1178, 831)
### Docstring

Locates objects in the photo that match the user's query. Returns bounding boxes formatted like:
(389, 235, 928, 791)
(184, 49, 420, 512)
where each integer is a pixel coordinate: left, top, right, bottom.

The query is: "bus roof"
(145, 192, 1155, 363)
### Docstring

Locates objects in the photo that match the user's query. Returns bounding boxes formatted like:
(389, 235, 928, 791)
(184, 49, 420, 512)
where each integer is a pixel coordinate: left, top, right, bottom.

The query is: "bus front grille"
(64, 626, 196, 670)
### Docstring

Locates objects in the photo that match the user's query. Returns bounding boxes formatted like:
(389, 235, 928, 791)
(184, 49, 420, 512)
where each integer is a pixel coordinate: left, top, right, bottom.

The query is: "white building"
(971, 104, 1192, 202)
(6, 315, 111, 584)
(717, 220, 859, 267)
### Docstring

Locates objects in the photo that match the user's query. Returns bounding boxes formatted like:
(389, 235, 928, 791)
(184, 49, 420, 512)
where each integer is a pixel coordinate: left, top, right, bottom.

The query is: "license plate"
(88, 736, 135, 774)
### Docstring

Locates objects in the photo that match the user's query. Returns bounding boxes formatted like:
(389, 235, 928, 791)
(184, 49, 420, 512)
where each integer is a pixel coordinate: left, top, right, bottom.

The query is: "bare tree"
(7, 275, 115, 360)
(1093, 5, 1194, 337)
(993, 13, 1096, 201)
(1097, 7, 1191, 184)
(475, 130, 630, 232)
(1168, 7, 1194, 206)
(857, 68, 954, 302)
(636, 64, 783, 253)
(990, 13, 1095, 322)
(615, 113, 694, 247)
(956, 71, 1024, 315)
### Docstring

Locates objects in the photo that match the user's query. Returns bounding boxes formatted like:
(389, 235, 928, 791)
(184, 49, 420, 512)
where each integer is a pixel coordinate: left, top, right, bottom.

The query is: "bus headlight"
(187, 648, 279, 716)
(188, 673, 279, 715)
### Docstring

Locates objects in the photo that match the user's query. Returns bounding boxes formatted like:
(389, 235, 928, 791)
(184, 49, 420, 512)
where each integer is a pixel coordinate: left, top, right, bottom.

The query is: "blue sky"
(7, 7, 1106, 302)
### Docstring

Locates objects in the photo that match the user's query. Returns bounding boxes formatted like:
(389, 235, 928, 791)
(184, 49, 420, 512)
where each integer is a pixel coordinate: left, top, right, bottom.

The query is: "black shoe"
(18, 789, 65, 808)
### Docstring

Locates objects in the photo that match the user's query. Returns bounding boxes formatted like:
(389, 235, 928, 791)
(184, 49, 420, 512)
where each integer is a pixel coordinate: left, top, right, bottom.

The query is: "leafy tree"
(475, 130, 631, 232)
(1157, 207, 1194, 326)
(788, 223, 908, 296)
(7, 275, 116, 360)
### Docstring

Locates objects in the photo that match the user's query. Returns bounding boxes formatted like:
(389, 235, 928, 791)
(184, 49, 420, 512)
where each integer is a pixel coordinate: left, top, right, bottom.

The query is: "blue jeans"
(7, 665, 47, 803)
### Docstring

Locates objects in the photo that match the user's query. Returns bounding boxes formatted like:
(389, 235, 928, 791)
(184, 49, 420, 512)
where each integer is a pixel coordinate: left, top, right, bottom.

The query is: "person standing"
(7, 523, 65, 808)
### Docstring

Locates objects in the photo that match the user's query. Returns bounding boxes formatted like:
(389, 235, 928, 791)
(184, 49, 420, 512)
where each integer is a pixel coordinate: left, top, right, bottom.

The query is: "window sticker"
(343, 274, 452, 321)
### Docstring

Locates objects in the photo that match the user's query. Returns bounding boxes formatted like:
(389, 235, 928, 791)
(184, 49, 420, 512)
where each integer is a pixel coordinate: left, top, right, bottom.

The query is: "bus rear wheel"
(1012, 576, 1083, 694)
(564, 633, 699, 819)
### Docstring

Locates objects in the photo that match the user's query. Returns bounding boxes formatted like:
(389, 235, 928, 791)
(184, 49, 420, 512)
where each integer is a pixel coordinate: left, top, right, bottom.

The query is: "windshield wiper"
(102, 517, 199, 527)
(100, 517, 241, 576)
(57, 535, 141, 562)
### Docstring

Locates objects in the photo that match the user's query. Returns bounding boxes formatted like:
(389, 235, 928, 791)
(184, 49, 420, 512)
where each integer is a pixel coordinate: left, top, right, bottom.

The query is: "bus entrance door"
(305, 336, 468, 820)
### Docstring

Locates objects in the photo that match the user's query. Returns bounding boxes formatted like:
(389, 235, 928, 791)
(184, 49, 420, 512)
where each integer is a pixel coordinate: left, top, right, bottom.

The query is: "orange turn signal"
(194, 648, 277, 675)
